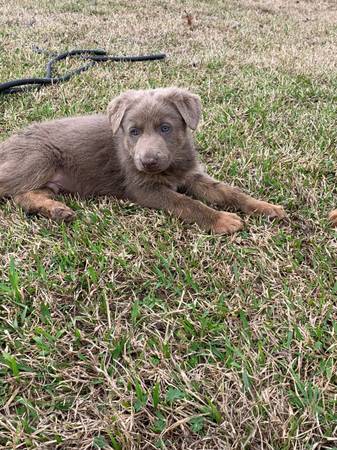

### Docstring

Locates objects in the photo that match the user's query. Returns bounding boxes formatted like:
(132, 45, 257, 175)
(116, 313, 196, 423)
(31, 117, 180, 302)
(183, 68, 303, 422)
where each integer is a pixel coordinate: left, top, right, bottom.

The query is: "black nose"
(141, 157, 159, 169)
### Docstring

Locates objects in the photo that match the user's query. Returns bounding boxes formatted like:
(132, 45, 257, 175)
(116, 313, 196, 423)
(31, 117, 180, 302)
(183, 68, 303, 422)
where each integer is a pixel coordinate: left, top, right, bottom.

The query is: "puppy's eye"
(129, 127, 141, 136)
(160, 123, 171, 134)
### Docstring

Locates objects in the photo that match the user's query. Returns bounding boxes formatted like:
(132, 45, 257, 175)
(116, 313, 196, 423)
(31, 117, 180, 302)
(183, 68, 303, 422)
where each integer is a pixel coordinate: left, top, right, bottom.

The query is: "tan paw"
(248, 200, 286, 219)
(212, 212, 243, 234)
(50, 205, 76, 222)
(329, 209, 337, 227)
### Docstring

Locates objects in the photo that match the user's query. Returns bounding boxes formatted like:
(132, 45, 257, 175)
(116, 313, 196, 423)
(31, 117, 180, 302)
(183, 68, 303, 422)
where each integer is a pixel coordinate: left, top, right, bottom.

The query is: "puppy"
(0, 87, 285, 234)
(329, 210, 337, 227)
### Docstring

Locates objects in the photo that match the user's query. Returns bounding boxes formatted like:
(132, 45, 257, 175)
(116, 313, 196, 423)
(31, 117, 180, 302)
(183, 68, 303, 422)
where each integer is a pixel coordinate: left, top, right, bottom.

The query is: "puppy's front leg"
(128, 186, 243, 234)
(184, 172, 286, 218)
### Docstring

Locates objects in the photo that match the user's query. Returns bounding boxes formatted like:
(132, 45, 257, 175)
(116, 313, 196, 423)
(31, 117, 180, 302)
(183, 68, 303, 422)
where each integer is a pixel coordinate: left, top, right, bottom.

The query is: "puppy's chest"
(147, 172, 183, 191)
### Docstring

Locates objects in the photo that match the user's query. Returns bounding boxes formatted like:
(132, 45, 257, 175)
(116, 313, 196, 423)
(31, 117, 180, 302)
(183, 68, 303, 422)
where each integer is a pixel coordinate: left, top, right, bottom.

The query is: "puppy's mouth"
(135, 157, 170, 174)
(140, 165, 165, 174)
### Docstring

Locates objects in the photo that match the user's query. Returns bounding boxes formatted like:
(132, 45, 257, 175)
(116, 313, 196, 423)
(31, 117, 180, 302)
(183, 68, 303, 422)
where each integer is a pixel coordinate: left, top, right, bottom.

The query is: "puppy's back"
(0, 114, 120, 197)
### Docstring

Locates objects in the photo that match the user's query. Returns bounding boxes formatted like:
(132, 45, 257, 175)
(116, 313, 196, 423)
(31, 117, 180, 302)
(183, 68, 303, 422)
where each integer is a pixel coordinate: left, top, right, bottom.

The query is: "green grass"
(0, 1, 337, 449)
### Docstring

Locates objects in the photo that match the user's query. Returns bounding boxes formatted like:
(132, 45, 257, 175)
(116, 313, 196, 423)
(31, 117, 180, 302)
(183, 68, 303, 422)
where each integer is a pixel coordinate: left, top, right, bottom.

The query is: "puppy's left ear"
(165, 88, 202, 130)
(107, 90, 138, 134)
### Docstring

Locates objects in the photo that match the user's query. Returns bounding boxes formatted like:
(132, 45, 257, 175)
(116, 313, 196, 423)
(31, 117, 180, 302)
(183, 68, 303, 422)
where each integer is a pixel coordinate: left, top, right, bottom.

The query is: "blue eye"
(130, 128, 141, 136)
(160, 124, 171, 133)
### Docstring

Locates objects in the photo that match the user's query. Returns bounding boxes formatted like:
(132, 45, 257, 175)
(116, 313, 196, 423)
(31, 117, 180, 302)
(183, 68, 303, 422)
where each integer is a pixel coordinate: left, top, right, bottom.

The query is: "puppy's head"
(107, 87, 201, 174)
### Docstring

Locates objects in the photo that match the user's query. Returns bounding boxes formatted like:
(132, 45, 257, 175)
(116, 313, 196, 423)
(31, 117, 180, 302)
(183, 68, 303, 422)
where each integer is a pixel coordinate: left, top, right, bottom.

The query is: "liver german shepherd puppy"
(0, 87, 286, 233)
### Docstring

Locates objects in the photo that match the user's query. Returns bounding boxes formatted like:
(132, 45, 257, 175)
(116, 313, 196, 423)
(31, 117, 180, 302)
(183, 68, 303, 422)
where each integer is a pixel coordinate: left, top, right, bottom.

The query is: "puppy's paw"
(212, 212, 243, 234)
(247, 200, 286, 219)
(50, 205, 76, 222)
(329, 209, 337, 227)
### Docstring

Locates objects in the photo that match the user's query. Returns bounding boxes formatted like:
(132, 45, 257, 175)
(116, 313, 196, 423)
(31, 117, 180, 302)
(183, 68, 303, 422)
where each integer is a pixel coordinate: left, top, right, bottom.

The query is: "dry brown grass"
(1, 0, 337, 74)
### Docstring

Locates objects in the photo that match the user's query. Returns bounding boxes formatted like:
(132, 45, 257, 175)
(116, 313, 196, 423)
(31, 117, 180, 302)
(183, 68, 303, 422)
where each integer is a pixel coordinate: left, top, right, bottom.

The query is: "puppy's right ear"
(107, 91, 137, 134)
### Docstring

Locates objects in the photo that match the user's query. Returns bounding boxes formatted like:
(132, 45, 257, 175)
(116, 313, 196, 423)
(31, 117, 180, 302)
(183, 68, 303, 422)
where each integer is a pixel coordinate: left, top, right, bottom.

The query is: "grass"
(0, 0, 337, 449)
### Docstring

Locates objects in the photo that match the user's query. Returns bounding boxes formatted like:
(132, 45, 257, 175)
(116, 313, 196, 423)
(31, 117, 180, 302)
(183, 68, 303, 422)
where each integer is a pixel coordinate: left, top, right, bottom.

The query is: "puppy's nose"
(141, 156, 159, 169)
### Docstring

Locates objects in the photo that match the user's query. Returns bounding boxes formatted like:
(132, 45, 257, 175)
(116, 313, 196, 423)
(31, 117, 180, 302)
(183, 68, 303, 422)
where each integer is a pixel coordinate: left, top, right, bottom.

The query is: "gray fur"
(0, 87, 285, 233)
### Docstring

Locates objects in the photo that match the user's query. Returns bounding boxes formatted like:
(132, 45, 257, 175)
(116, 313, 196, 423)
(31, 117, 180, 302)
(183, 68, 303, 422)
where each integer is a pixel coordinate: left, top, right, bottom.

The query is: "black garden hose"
(0, 48, 166, 95)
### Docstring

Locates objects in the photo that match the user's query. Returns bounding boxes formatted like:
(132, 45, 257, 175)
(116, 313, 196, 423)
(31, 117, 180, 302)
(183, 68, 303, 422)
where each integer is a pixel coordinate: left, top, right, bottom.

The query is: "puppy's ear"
(107, 91, 137, 134)
(165, 88, 202, 130)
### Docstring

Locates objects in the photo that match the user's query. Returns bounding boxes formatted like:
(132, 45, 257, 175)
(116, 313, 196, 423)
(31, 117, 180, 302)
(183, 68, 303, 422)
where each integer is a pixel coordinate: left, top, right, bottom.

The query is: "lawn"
(0, 0, 336, 449)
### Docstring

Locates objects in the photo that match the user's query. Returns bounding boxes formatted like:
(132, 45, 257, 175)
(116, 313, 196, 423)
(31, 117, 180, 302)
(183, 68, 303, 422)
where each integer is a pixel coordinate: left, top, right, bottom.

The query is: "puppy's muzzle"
(140, 156, 160, 172)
